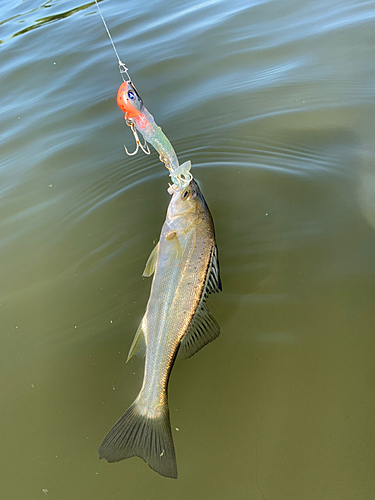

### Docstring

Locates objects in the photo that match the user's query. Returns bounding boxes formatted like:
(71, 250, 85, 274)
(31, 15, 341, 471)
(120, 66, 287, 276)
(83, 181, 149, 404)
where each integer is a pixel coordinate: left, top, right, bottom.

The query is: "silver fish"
(98, 179, 221, 478)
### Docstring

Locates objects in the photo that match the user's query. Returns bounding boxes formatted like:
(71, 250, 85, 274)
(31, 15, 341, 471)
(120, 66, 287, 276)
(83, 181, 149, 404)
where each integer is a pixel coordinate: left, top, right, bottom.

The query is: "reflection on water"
(11, 1, 96, 39)
(1, 0, 375, 498)
(1, 0, 97, 42)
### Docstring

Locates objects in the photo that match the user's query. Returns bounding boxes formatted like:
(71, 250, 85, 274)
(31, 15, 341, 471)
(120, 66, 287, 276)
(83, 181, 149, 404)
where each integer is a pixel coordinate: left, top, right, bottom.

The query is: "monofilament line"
(94, 0, 131, 81)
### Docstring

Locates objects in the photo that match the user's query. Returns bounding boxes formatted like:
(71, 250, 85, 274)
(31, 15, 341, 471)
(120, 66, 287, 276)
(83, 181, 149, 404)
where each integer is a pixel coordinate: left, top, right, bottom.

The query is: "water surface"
(1, 0, 375, 498)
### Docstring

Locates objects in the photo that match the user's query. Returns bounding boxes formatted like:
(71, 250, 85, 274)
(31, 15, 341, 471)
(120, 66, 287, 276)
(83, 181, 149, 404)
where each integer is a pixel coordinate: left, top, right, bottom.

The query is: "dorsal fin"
(179, 245, 222, 359)
(143, 243, 159, 277)
(126, 316, 147, 362)
(178, 303, 220, 359)
(205, 245, 222, 295)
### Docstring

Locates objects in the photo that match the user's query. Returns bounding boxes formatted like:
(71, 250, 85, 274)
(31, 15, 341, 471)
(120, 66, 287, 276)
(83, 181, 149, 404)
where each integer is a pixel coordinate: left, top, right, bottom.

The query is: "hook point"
(124, 118, 150, 156)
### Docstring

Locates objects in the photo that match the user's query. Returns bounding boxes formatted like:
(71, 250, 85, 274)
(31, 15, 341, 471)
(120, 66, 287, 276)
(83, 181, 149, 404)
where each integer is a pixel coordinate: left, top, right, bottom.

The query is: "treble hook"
(124, 117, 151, 156)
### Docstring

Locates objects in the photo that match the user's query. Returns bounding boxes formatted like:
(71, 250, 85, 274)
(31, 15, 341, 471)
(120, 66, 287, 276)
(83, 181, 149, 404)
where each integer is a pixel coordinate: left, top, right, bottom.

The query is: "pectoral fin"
(126, 317, 147, 362)
(143, 243, 159, 277)
(178, 303, 220, 359)
(165, 231, 183, 260)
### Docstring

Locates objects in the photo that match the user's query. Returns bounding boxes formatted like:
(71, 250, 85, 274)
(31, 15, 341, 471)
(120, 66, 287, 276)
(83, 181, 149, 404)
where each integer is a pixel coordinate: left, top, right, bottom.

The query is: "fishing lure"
(93, 0, 191, 188)
(117, 80, 192, 189)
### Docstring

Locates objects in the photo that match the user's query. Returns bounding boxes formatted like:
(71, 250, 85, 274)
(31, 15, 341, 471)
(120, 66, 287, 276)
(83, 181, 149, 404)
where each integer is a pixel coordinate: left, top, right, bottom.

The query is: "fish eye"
(181, 190, 189, 200)
(128, 90, 135, 100)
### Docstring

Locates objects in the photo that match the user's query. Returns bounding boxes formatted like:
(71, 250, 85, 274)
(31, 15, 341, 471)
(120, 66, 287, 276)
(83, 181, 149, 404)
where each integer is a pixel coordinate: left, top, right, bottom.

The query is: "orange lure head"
(117, 81, 144, 119)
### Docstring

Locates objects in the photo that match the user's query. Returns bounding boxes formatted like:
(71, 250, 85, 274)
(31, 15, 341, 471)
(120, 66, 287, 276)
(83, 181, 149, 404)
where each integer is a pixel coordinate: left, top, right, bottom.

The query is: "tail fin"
(98, 398, 177, 479)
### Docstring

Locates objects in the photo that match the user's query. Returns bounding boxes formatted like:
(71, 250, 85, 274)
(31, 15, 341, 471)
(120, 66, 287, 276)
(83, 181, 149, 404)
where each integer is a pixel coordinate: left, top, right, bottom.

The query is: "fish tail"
(98, 395, 177, 479)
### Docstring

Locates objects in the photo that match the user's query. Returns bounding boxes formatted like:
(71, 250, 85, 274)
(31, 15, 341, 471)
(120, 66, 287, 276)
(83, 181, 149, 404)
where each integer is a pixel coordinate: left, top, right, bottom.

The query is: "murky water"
(1, 0, 375, 498)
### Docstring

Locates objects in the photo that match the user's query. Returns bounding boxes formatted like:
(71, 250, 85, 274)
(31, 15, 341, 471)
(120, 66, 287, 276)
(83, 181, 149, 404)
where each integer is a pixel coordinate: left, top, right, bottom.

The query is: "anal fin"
(127, 317, 147, 362)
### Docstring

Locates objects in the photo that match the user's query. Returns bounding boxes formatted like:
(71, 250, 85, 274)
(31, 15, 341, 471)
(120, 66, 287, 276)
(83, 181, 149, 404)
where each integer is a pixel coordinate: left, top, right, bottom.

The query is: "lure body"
(117, 81, 179, 173)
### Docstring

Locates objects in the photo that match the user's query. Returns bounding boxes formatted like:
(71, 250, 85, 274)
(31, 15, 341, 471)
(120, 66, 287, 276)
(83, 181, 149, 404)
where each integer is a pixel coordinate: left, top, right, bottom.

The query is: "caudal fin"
(98, 399, 177, 479)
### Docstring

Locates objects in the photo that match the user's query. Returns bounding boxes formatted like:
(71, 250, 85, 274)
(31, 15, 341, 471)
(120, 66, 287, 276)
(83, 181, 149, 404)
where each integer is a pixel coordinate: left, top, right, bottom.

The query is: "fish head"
(168, 179, 207, 222)
(117, 81, 144, 119)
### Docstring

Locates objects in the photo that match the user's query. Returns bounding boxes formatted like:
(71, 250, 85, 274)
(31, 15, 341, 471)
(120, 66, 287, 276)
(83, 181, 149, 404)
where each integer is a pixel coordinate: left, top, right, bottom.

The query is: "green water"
(1, 0, 375, 498)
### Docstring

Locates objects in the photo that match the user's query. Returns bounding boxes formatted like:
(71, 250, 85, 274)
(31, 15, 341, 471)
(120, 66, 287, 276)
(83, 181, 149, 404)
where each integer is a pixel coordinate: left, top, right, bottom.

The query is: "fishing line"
(94, 0, 131, 82)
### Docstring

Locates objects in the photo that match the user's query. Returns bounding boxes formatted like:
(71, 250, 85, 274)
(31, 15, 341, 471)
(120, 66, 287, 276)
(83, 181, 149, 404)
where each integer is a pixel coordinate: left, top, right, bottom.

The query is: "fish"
(98, 179, 221, 479)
